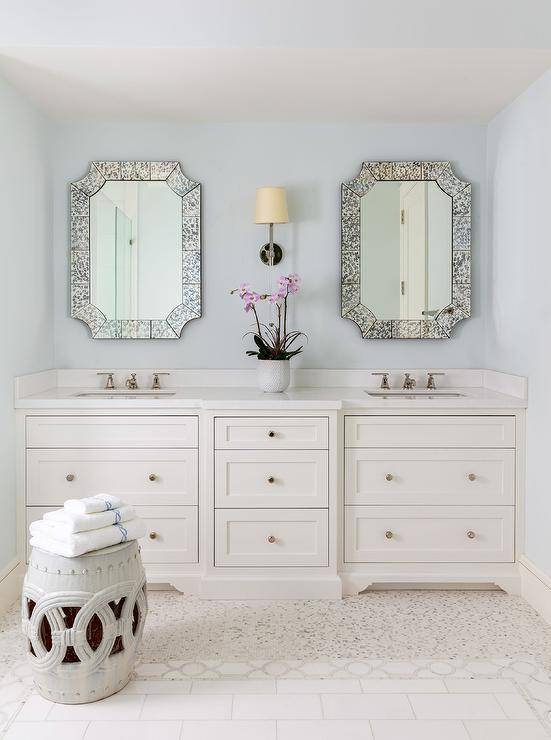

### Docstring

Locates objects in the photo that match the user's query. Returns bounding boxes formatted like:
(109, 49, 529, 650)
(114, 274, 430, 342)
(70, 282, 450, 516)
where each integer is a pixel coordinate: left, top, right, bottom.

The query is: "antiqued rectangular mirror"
(71, 161, 201, 339)
(341, 161, 471, 339)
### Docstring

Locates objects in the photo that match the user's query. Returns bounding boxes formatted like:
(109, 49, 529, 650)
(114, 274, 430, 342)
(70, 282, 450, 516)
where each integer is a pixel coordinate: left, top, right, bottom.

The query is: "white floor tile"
(192, 679, 275, 694)
(180, 720, 276, 740)
(122, 680, 192, 694)
(14, 694, 53, 721)
(444, 678, 517, 693)
(361, 679, 446, 693)
(277, 679, 362, 694)
(48, 694, 144, 721)
(140, 693, 232, 720)
(278, 719, 372, 740)
(232, 694, 322, 720)
(409, 693, 506, 720)
(494, 692, 535, 719)
(464, 719, 549, 740)
(6, 722, 88, 740)
(84, 720, 182, 740)
(321, 693, 413, 720)
(371, 719, 470, 740)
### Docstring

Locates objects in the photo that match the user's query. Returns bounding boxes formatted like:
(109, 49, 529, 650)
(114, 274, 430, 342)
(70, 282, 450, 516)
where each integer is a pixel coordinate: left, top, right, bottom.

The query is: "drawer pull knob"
(267, 476, 275, 484)
(148, 474, 157, 482)
(66, 474, 75, 482)
(385, 530, 394, 539)
(467, 530, 476, 539)
(267, 535, 277, 543)
(149, 532, 157, 540)
(268, 430, 276, 438)
(385, 473, 394, 482)
(467, 473, 477, 482)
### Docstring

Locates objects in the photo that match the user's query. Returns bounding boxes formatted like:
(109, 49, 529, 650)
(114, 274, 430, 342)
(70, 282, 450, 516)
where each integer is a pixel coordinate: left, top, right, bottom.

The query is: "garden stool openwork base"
(22, 540, 147, 704)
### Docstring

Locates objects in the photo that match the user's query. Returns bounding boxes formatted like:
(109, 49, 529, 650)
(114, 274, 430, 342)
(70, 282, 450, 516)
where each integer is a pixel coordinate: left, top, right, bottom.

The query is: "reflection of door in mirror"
(361, 181, 451, 322)
(400, 182, 427, 320)
(89, 181, 182, 321)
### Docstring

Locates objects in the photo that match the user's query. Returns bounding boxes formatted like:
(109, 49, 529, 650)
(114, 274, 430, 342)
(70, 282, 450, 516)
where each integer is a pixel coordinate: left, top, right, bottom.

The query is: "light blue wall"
(50, 122, 487, 369)
(0, 76, 53, 572)
(486, 69, 551, 577)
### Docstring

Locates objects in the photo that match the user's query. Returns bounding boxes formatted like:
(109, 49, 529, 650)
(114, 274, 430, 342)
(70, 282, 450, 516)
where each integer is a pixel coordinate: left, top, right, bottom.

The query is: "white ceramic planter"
(257, 359, 291, 393)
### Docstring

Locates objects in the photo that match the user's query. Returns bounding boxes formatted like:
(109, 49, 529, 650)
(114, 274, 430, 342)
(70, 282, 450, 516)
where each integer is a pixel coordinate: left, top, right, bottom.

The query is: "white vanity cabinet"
(342, 413, 520, 593)
(15, 369, 526, 598)
(213, 417, 330, 570)
(24, 415, 200, 577)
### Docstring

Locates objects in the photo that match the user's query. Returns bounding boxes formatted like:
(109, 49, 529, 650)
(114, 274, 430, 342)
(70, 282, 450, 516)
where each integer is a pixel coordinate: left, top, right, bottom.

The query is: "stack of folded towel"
(29, 494, 145, 558)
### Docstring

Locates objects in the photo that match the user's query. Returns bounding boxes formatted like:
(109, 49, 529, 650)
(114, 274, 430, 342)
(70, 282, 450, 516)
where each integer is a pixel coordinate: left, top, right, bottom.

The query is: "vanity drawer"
(344, 505, 514, 563)
(215, 417, 328, 450)
(215, 509, 328, 567)
(26, 505, 198, 564)
(345, 416, 515, 449)
(345, 449, 515, 506)
(134, 505, 198, 564)
(215, 450, 328, 508)
(26, 416, 198, 449)
(26, 448, 198, 506)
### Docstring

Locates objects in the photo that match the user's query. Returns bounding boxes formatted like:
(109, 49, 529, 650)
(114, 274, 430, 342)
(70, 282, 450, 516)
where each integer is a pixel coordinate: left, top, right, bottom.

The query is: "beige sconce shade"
(254, 187, 289, 224)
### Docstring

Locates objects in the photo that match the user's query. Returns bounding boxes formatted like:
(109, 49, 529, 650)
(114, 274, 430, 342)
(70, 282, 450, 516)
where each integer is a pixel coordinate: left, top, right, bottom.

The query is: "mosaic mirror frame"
(70, 161, 201, 339)
(341, 161, 471, 339)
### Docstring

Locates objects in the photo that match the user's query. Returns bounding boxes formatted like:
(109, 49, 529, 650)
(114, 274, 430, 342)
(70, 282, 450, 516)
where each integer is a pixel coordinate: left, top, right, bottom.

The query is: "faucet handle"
(97, 372, 115, 390)
(152, 372, 170, 390)
(426, 372, 445, 390)
(372, 372, 390, 390)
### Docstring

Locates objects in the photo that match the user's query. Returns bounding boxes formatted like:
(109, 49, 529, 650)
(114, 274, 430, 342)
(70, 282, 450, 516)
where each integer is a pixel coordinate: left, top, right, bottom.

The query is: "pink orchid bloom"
(238, 282, 251, 298)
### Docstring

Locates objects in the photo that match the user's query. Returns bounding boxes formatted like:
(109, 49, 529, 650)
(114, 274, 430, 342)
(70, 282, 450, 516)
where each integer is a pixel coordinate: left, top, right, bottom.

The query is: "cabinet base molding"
(341, 566, 521, 597)
(198, 575, 342, 600)
(519, 556, 551, 625)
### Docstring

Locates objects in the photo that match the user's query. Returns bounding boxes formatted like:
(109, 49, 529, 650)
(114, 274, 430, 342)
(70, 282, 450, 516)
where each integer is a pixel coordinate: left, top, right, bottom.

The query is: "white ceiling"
(1, 0, 551, 123)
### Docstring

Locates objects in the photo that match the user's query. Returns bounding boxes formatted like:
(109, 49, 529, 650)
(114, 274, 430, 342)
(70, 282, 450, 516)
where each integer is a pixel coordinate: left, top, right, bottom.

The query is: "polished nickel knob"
(148, 473, 157, 482)
(467, 473, 476, 482)
(385, 530, 394, 539)
(467, 530, 476, 539)
(66, 474, 75, 482)
(267, 535, 276, 543)
(267, 476, 275, 484)
(149, 532, 157, 540)
(385, 473, 394, 482)
(268, 430, 276, 438)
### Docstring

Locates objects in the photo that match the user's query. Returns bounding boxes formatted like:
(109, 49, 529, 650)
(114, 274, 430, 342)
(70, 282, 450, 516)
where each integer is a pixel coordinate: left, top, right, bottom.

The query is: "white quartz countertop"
(14, 385, 527, 410)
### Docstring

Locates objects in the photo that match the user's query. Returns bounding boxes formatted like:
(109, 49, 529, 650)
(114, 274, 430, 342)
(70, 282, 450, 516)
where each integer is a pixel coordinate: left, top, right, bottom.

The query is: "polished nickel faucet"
(402, 373, 416, 390)
(125, 373, 139, 390)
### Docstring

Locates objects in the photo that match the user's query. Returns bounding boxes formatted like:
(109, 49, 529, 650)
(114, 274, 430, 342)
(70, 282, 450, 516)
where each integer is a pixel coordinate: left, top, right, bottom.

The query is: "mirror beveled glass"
(341, 161, 471, 339)
(70, 161, 201, 339)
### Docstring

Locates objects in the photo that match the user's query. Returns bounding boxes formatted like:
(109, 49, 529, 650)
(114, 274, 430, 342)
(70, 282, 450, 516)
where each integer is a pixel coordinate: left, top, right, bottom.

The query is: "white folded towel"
(30, 518, 146, 558)
(32, 506, 135, 540)
(42, 505, 135, 534)
(64, 494, 122, 515)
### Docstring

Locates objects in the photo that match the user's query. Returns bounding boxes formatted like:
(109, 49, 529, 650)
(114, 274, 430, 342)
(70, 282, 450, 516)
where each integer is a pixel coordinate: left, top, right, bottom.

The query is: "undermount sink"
(366, 390, 465, 398)
(75, 391, 176, 398)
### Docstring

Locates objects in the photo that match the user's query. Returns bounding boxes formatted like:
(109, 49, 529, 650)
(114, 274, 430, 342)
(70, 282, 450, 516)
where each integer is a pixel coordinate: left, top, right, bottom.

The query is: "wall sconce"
(254, 186, 289, 266)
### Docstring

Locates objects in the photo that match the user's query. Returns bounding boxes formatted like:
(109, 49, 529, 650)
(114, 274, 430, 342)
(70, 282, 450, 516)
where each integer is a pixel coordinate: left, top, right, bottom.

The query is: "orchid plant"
(231, 274, 306, 361)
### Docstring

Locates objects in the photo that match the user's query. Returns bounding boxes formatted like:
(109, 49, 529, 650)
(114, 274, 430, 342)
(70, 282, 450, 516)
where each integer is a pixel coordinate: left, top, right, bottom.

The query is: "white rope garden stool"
(21, 540, 147, 704)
